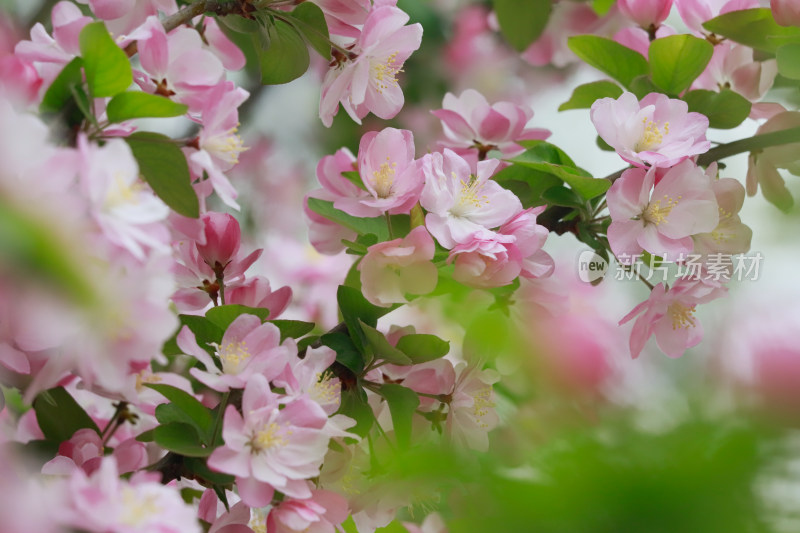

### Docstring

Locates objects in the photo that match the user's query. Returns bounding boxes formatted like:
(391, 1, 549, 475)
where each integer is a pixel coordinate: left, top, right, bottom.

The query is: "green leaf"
(135, 428, 156, 442)
(337, 285, 398, 353)
(494, 164, 562, 208)
(205, 304, 269, 332)
(258, 18, 309, 84)
(338, 389, 374, 437)
(628, 74, 662, 100)
(40, 57, 84, 115)
(510, 141, 610, 199)
(395, 334, 450, 364)
(79, 21, 132, 97)
(377, 384, 419, 448)
(307, 198, 389, 241)
(33, 387, 100, 443)
(542, 186, 584, 208)
(592, 0, 616, 15)
(107, 92, 188, 123)
(341, 171, 366, 190)
(683, 89, 752, 129)
(321, 331, 365, 374)
(286, 2, 331, 59)
(649, 35, 713, 95)
(124, 132, 199, 218)
(144, 383, 214, 439)
(269, 319, 315, 342)
(568, 35, 649, 89)
(359, 320, 413, 365)
(493, 0, 552, 52)
(154, 422, 213, 457)
(179, 315, 224, 356)
(558, 80, 623, 111)
(184, 457, 235, 485)
(703, 8, 800, 54)
(777, 43, 800, 80)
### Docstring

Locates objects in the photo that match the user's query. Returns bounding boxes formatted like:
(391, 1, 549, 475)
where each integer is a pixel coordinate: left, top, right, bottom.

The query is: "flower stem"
(385, 212, 395, 240)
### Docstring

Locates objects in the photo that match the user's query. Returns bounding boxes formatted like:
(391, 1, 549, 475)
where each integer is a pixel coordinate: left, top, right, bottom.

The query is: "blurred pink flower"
(521, 1, 601, 67)
(358, 226, 438, 307)
(618, 0, 674, 28)
(446, 361, 499, 452)
(591, 92, 710, 168)
(674, 0, 758, 34)
(773, 0, 800, 26)
(691, 42, 777, 104)
(266, 488, 350, 533)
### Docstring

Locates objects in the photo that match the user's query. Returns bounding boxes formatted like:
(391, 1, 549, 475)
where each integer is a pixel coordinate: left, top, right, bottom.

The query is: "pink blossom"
(692, 169, 752, 256)
(358, 226, 438, 307)
(58, 457, 200, 533)
(607, 159, 719, 261)
(773, 0, 800, 26)
(446, 361, 499, 452)
(352, 127, 423, 214)
(618, 0, 674, 28)
(207, 374, 331, 507)
(43, 428, 148, 477)
(521, 1, 600, 67)
(319, 5, 422, 127)
(177, 314, 293, 392)
(0, 55, 43, 106)
(613, 25, 676, 57)
(381, 358, 456, 412)
(674, 0, 758, 34)
(420, 150, 521, 248)
(266, 488, 349, 533)
(275, 346, 342, 415)
(432, 89, 550, 159)
(76, 0, 177, 36)
(691, 42, 777, 104)
(745, 111, 800, 211)
(621, 278, 726, 358)
(591, 92, 711, 168)
(196, 212, 243, 271)
(404, 513, 448, 533)
(312, 0, 371, 38)
(226, 276, 292, 320)
(203, 17, 246, 71)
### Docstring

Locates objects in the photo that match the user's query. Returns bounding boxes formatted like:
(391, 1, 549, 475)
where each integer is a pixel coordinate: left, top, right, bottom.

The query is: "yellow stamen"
(668, 302, 697, 330)
(120, 487, 161, 526)
(249, 422, 288, 453)
(312, 371, 339, 405)
(472, 386, 494, 428)
(219, 340, 251, 374)
(642, 194, 681, 226)
(372, 156, 397, 198)
(373, 52, 401, 94)
(204, 124, 248, 166)
(636, 118, 669, 152)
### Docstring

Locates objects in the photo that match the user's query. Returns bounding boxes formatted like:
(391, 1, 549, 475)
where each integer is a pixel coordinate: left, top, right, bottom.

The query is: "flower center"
(120, 487, 161, 526)
(249, 422, 288, 454)
(372, 157, 397, 198)
(311, 371, 339, 406)
(668, 302, 697, 330)
(642, 194, 681, 226)
(203, 125, 248, 166)
(372, 52, 400, 94)
(219, 340, 251, 374)
(471, 385, 494, 428)
(106, 172, 142, 209)
(450, 173, 488, 217)
(635, 118, 669, 152)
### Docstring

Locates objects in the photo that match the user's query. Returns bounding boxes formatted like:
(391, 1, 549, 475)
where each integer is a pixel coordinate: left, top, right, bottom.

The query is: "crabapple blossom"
(432, 89, 550, 158)
(358, 226, 438, 307)
(177, 314, 293, 392)
(692, 169, 753, 256)
(420, 149, 521, 248)
(319, 5, 422, 127)
(773, 0, 800, 26)
(614, 25, 677, 57)
(591, 92, 711, 168)
(674, 0, 759, 34)
(446, 361, 499, 452)
(196, 212, 242, 271)
(621, 278, 727, 358)
(313, 0, 371, 38)
(691, 42, 778, 104)
(226, 276, 292, 320)
(618, 0, 674, 29)
(607, 159, 719, 262)
(207, 374, 331, 507)
(521, 1, 601, 67)
(746, 111, 800, 212)
(266, 487, 350, 533)
(404, 513, 448, 533)
(275, 346, 342, 415)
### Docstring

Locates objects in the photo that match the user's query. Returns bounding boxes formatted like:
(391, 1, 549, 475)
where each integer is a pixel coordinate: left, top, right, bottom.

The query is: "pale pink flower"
(432, 89, 550, 158)
(76, 0, 177, 37)
(208, 374, 331, 506)
(358, 226, 437, 307)
(319, 5, 422, 127)
(226, 276, 292, 320)
(691, 42, 777, 104)
(404, 513, 448, 533)
(77, 135, 171, 261)
(196, 211, 242, 271)
(621, 278, 726, 358)
(773, 0, 800, 27)
(0, 55, 43, 106)
(275, 346, 341, 415)
(58, 457, 200, 533)
(746, 111, 800, 212)
(692, 169, 752, 256)
(521, 1, 601, 67)
(132, 16, 224, 111)
(381, 358, 456, 412)
(420, 150, 521, 248)
(674, 0, 758, 34)
(312, 0, 371, 38)
(266, 487, 349, 533)
(607, 159, 719, 261)
(197, 490, 252, 533)
(618, 0, 674, 28)
(43, 428, 147, 476)
(591, 92, 711, 168)
(353, 127, 423, 214)
(202, 17, 246, 71)
(177, 314, 293, 392)
(446, 362, 499, 452)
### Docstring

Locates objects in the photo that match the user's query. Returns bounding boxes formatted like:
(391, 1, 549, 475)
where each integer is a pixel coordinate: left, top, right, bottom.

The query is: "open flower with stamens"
(591, 92, 710, 168)
(319, 5, 422, 127)
(177, 314, 293, 392)
(420, 149, 521, 249)
(356, 127, 422, 214)
(620, 278, 727, 358)
(446, 361, 499, 452)
(207, 374, 331, 507)
(607, 159, 719, 262)
(693, 166, 752, 256)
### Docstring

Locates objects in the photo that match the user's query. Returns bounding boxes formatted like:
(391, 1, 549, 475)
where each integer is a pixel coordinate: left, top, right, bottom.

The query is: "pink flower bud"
(196, 212, 241, 271)
(772, 0, 800, 27)
(618, 0, 674, 28)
